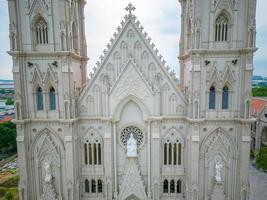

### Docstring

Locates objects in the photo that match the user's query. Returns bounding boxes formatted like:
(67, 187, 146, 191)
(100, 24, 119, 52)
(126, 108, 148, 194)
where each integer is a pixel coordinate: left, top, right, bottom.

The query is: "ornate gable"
(110, 59, 153, 102)
(79, 3, 186, 115)
(118, 159, 147, 200)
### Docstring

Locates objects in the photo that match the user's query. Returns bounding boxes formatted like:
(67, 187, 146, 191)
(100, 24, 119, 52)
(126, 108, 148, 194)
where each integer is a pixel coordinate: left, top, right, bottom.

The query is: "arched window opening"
(84, 139, 102, 166)
(98, 143, 102, 165)
(85, 179, 89, 193)
(215, 14, 229, 42)
(164, 143, 167, 165)
(209, 86, 216, 109)
(170, 180, 175, 193)
(168, 143, 172, 165)
(84, 143, 88, 165)
(178, 143, 182, 165)
(37, 87, 44, 110)
(163, 180, 168, 193)
(35, 17, 48, 44)
(173, 143, 177, 165)
(91, 179, 96, 193)
(94, 143, 97, 165)
(177, 180, 182, 193)
(89, 143, 92, 165)
(49, 87, 56, 110)
(222, 86, 229, 109)
(97, 179, 103, 193)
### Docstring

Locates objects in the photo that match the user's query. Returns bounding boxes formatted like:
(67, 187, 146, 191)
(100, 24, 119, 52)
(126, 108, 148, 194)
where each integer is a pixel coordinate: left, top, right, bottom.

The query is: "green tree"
(252, 87, 267, 97)
(0, 122, 17, 158)
(5, 97, 14, 105)
(3, 191, 14, 200)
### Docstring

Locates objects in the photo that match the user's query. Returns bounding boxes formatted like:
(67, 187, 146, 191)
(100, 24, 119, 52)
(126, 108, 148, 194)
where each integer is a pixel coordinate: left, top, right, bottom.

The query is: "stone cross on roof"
(125, 3, 136, 16)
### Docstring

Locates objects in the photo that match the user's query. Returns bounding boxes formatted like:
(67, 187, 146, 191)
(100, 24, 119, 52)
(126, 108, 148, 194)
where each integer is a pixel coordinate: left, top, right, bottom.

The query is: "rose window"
(120, 126, 144, 147)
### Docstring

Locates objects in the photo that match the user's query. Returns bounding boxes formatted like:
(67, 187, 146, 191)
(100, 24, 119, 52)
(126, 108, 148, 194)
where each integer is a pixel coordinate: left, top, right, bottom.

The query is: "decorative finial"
(125, 3, 136, 16)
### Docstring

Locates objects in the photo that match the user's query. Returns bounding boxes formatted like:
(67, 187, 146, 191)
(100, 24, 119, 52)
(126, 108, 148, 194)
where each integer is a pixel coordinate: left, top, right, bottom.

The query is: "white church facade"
(7, 0, 257, 200)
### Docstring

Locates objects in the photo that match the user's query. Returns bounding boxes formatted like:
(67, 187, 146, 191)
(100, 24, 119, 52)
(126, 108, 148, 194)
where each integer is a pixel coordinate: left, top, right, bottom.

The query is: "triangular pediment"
(207, 64, 221, 86)
(110, 59, 153, 101)
(78, 5, 187, 115)
(222, 64, 235, 84)
(31, 65, 43, 84)
(44, 65, 57, 85)
(118, 159, 147, 200)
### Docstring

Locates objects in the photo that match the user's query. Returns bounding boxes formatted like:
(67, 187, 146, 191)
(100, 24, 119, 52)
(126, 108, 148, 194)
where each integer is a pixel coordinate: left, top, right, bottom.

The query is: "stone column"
(103, 121, 113, 200)
(112, 121, 118, 199)
(147, 121, 152, 198)
(151, 121, 161, 200)
(190, 123, 200, 200)
(64, 122, 75, 200)
(16, 124, 28, 200)
(239, 122, 251, 200)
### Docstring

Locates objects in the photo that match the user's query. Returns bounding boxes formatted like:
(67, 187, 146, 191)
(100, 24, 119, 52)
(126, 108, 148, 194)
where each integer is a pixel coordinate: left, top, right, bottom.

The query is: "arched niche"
(199, 128, 237, 200)
(30, 128, 65, 199)
(112, 95, 150, 121)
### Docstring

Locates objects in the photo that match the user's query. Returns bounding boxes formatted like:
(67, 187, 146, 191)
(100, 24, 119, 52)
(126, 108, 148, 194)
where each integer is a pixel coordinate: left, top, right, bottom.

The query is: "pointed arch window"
(49, 87, 56, 110)
(170, 180, 175, 193)
(177, 180, 182, 193)
(83, 139, 102, 166)
(222, 86, 229, 109)
(37, 87, 44, 110)
(91, 179, 96, 193)
(163, 180, 168, 193)
(209, 86, 216, 109)
(215, 14, 229, 42)
(163, 140, 182, 166)
(35, 17, 48, 44)
(85, 179, 90, 193)
(97, 179, 103, 193)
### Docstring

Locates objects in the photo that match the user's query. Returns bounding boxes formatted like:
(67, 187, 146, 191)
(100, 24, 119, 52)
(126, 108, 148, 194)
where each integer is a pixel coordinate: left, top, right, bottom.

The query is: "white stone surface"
(7, 0, 257, 200)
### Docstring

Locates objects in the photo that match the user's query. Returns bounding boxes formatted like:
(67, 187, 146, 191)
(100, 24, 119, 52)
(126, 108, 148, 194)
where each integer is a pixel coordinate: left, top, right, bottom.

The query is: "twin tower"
(7, 0, 256, 200)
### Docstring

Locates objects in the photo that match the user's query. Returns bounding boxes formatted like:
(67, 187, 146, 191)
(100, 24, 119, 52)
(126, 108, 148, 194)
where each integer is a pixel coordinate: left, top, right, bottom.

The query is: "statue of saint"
(127, 134, 137, 157)
(214, 156, 223, 183)
(44, 158, 52, 183)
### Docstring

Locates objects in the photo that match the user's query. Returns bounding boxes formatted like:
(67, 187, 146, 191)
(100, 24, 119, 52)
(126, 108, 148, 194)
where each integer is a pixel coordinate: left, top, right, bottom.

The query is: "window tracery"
(83, 132, 102, 166)
(37, 86, 44, 110)
(215, 14, 229, 42)
(120, 126, 144, 148)
(35, 17, 48, 45)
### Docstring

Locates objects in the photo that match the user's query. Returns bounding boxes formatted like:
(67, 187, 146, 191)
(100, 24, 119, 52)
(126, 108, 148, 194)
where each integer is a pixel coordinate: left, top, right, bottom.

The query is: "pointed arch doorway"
(126, 194, 139, 200)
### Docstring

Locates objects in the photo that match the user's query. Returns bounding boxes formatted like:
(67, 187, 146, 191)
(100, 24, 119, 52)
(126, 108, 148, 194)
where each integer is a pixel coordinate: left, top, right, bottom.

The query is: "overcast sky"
(0, 0, 266, 80)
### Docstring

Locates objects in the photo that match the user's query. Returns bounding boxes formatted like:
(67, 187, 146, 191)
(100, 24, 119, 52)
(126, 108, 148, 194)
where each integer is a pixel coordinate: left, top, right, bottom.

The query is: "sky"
(0, 0, 266, 80)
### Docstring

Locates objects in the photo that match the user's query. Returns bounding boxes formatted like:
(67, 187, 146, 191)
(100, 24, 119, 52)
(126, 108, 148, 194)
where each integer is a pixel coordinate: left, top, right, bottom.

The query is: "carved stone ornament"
(127, 133, 137, 157)
(112, 61, 151, 101)
(118, 159, 147, 200)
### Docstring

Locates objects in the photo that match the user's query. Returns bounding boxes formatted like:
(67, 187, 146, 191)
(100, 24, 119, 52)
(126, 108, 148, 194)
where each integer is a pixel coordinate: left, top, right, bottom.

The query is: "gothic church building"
(7, 0, 257, 200)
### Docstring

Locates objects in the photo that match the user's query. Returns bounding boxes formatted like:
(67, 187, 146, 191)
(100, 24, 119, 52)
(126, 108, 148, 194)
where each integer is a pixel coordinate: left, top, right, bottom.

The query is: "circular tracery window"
(120, 126, 144, 147)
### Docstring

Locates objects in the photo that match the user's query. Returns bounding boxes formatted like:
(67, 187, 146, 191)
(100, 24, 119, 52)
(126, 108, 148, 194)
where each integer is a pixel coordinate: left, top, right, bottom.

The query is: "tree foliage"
(252, 87, 267, 97)
(256, 147, 267, 171)
(5, 98, 14, 105)
(0, 122, 17, 159)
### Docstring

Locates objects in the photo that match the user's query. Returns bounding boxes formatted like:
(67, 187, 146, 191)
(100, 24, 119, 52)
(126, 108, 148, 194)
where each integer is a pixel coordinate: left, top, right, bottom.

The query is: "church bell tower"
(179, 0, 256, 199)
(7, 0, 88, 199)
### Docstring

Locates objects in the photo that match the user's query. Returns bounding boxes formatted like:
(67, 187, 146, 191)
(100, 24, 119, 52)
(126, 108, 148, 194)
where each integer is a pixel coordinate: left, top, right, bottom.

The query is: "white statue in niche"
(127, 133, 137, 157)
(44, 158, 53, 183)
(214, 156, 223, 183)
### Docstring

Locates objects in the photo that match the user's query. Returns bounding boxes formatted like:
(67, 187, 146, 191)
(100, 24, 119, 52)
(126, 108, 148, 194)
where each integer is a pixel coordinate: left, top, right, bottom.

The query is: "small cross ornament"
(125, 3, 136, 16)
